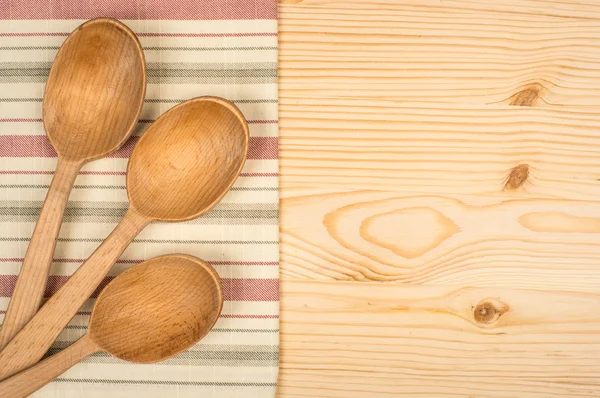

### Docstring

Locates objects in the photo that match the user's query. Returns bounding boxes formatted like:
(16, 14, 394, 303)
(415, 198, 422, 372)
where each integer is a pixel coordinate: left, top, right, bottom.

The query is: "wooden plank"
(279, 0, 600, 106)
(280, 97, 600, 198)
(280, 188, 600, 290)
(278, 0, 600, 396)
(278, 280, 600, 397)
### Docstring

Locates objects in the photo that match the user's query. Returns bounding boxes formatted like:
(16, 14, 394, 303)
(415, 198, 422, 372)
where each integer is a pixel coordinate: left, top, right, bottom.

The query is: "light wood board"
(278, 0, 600, 396)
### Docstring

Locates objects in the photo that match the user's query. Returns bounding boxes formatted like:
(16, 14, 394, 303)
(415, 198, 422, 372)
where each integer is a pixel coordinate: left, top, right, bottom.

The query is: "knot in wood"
(504, 164, 529, 190)
(509, 82, 546, 107)
(474, 298, 508, 325)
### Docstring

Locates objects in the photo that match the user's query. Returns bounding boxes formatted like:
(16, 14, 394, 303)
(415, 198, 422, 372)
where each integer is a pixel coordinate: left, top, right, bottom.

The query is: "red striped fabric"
(0, 274, 279, 301)
(0, 135, 278, 159)
(0, 0, 277, 20)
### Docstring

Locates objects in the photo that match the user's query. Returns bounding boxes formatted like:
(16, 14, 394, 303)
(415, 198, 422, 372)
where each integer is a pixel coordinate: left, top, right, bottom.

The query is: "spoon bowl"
(44, 17, 146, 161)
(91, 254, 223, 363)
(0, 255, 223, 397)
(127, 97, 249, 221)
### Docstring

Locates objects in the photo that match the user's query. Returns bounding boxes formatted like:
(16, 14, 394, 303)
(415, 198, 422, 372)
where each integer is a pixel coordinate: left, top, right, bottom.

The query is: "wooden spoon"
(0, 96, 249, 380)
(0, 254, 223, 398)
(0, 17, 146, 349)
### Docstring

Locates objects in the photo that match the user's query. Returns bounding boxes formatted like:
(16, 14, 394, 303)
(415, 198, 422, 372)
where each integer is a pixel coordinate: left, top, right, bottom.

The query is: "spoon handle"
(0, 334, 99, 397)
(0, 157, 82, 349)
(0, 208, 150, 380)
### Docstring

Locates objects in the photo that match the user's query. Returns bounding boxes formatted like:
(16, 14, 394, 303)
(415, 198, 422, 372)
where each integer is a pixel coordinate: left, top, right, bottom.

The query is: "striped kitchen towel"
(0, 1, 278, 397)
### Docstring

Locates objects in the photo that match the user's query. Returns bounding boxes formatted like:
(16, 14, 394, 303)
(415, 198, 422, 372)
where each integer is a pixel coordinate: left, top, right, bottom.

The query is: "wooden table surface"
(277, 1, 600, 396)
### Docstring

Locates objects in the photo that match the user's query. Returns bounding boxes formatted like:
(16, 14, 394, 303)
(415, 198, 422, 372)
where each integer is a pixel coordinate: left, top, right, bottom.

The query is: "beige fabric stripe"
(0, 182, 278, 204)
(0, 101, 278, 130)
(0, 82, 278, 102)
(0, 300, 280, 317)
(3, 47, 278, 63)
(0, 221, 279, 241)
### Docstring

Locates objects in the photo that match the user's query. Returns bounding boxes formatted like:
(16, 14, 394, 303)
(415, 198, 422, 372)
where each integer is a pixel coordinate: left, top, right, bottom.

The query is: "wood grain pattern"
(0, 255, 223, 398)
(278, 0, 600, 396)
(278, 281, 600, 397)
(281, 190, 600, 290)
(0, 17, 146, 349)
(0, 97, 248, 381)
